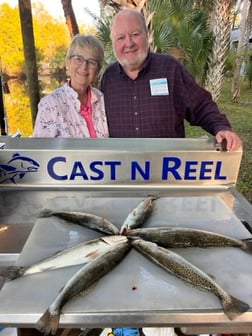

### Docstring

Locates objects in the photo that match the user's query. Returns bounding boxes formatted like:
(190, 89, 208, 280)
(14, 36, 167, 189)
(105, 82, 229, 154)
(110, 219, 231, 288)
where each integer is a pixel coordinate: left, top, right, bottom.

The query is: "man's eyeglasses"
(70, 55, 100, 68)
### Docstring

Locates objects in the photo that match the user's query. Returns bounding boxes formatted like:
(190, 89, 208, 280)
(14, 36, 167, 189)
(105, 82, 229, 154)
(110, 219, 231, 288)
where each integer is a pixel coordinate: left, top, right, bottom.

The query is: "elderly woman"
(33, 34, 108, 138)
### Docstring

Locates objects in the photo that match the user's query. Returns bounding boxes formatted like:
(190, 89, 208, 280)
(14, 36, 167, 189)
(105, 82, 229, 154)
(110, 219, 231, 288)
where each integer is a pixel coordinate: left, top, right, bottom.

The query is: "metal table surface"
(0, 138, 251, 333)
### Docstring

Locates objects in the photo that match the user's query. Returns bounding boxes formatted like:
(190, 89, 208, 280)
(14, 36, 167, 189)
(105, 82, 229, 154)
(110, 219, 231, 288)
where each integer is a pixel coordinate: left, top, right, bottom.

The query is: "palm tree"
(61, 0, 79, 37)
(232, 0, 252, 102)
(149, 0, 213, 83)
(204, 0, 235, 102)
(18, 0, 40, 126)
(96, 0, 213, 83)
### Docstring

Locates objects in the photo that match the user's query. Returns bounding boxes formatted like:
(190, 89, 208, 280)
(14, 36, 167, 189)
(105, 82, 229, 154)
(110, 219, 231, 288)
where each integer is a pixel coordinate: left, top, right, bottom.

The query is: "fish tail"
(223, 295, 250, 320)
(147, 194, 158, 200)
(5, 266, 26, 281)
(242, 238, 252, 254)
(36, 309, 60, 335)
(38, 208, 54, 218)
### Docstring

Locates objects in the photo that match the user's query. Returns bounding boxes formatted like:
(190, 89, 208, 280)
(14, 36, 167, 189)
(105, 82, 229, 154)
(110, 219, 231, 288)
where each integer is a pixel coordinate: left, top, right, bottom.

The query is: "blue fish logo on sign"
(0, 153, 40, 184)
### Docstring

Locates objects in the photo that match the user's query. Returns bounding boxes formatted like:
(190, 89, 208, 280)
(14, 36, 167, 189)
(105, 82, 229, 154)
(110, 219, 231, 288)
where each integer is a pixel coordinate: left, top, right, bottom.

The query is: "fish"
(36, 240, 131, 335)
(130, 238, 250, 320)
(127, 227, 252, 254)
(38, 208, 120, 235)
(6, 235, 127, 281)
(120, 196, 157, 235)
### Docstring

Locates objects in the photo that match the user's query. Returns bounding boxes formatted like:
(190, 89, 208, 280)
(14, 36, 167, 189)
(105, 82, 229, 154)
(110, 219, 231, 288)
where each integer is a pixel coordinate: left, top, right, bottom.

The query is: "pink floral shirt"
(33, 83, 109, 138)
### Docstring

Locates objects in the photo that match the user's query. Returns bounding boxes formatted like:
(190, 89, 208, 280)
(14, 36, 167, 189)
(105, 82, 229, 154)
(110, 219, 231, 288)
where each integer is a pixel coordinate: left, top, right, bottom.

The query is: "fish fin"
(36, 309, 60, 335)
(38, 208, 54, 218)
(121, 227, 128, 235)
(5, 266, 26, 281)
(242, 238, 252, 254)
(19, 172, 25, 179)
(223, 295, 250, 320)
(85, 249, 103, 260)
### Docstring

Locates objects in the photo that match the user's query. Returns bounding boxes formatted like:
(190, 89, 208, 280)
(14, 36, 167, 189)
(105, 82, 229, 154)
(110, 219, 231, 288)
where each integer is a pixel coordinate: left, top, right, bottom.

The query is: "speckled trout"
(120, 196, 157, 235)
(6, 235, 127, 281)
(127, 227, 252, 254)
(130, 238, 250, 320)
(38, 208, 119, 235)
(36, 240, 131, 335)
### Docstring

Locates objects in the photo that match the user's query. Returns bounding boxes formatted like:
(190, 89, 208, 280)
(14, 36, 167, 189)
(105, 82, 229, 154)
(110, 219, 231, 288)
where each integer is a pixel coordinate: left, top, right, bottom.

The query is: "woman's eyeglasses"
(70, 55, 99, 68)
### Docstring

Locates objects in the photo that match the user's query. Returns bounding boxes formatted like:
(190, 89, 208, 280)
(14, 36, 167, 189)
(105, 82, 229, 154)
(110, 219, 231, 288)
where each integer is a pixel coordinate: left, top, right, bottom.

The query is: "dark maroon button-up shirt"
(100, 52, 232, 138)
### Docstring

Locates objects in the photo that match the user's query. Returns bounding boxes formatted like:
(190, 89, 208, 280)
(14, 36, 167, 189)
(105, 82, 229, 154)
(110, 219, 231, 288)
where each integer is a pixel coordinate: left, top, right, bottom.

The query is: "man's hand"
(215, 130, 243, 151)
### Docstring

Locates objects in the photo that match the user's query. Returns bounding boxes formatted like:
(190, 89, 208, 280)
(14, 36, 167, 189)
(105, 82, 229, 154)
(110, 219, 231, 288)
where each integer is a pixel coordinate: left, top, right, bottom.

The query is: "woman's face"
(67, 46, 100, 89)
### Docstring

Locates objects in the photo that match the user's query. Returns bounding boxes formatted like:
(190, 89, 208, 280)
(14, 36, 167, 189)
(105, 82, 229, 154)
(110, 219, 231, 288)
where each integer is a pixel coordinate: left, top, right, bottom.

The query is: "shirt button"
(133, 96, 137, 100)
(134, 112, 138, 115)
(135, 127, 139, 131)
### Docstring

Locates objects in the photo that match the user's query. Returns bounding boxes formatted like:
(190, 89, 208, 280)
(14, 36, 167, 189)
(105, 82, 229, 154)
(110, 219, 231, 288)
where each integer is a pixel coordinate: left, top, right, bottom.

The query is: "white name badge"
(150, 78, 169, 96)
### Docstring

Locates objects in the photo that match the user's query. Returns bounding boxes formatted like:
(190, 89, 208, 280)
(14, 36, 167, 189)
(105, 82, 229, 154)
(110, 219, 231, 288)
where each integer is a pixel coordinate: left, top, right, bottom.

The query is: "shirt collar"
(65, 81, 99, 104)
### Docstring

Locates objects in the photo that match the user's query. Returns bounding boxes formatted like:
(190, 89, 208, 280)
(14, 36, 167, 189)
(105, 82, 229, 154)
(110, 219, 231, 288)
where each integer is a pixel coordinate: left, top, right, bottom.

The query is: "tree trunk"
(0, 75, 7, 135)
(204, 0, 233, 102)
(18, 0, 40, 126)
(61, 0, 79, 37)
(232, 0, 252, 102)
(244, 0, 252, 41)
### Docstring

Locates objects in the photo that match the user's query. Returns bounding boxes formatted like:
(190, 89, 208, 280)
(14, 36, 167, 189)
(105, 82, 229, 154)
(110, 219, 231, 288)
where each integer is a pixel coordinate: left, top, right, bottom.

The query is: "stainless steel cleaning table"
(0, 137, 251, 334)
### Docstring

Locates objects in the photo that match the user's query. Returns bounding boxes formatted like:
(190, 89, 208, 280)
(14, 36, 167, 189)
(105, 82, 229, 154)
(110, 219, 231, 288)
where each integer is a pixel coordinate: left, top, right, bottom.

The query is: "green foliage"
(95, 0, 213, 82)
(96, 16, 114, 66)
(186, 77, 252, 204)
(245, 54, 252, 88)
(247, 62, 252, 86)
(218, 78, 252, 204)
(224, 50, 236, 77)
(150, 0, 213, 82)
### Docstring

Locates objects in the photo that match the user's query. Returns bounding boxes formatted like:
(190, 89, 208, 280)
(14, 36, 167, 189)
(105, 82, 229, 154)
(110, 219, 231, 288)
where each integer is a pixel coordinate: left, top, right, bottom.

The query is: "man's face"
(111, 12, 149, 71)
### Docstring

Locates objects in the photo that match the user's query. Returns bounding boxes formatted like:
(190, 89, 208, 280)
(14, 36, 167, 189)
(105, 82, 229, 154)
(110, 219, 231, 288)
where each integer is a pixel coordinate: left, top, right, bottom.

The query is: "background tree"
(247, 54, 252, 87)
(204, 0, 234, 102)
(0, 1, 76, 136)
(61, 0, 79, 37)
(32, 2, 70, 92)
(150, 0, 213, 83)
(0, 4, 24, 75)
(18, 0, 40, 126)
(1, 3, 32, 135)
(96, 0, 213, 83)
(232, 0, 252, 102)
